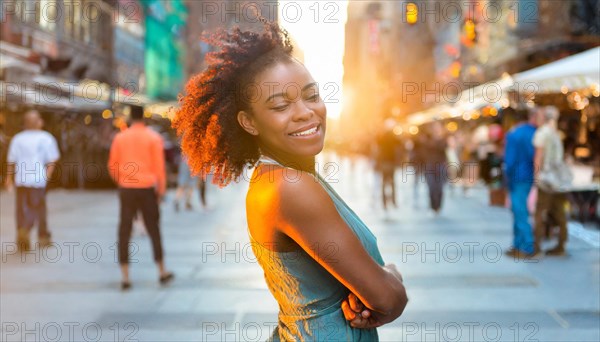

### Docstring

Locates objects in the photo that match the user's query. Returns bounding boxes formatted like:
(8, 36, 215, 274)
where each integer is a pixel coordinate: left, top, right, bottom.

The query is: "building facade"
(113, 0, 145, 95)
(1, 0, 119, 188)
(141, 0, 187, 101)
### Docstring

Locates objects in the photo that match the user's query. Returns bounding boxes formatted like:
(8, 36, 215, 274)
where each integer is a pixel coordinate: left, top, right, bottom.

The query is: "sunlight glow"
(278, 1, 348, 119)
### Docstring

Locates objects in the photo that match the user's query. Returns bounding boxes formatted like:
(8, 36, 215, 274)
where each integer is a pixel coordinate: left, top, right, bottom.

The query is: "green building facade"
(142, 0, 188, 100)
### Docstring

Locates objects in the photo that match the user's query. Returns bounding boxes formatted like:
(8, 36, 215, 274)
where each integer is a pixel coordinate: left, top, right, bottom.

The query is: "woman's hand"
(341, 293, 382, 329)
(342, 265, 406, 328)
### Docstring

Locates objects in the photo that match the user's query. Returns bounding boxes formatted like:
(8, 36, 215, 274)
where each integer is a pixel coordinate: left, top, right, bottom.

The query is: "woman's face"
(238, 61, 327, 161)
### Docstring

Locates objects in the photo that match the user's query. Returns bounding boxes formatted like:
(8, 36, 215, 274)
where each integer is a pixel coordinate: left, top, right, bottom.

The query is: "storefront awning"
(0, 53, 41, 74)
(407, 74, 513, 126)
(1, 80, 111, 112)
(145, 101, 179, 120)
(403, 49, 600, 126)
(513, 47, 600, 93)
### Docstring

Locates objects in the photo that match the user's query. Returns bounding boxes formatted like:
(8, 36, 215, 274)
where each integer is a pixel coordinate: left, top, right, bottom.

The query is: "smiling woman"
(173, 21, 407, 341)
(237, 62, 327, 173)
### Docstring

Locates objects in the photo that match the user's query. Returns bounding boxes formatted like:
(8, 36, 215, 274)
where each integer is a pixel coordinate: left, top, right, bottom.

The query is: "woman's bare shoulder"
(247, 166, 330, 218)
(246, 167, 328, 250)
(250, 166, 322, 193)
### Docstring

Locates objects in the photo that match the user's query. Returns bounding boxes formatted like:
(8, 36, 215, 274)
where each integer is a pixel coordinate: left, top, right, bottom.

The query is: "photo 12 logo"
(1, 321, 139, 342)
(198, 1, 341, 25)
(2, 241, 141, 264)
(397, 1, 541, 25)
(202, 321, 278, 342)
(400, 321, 539, 342)
(1, 1, 144, 25)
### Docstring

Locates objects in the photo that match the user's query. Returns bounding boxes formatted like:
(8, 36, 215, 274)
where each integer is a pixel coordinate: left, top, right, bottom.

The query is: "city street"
(1, 156, 599, 342)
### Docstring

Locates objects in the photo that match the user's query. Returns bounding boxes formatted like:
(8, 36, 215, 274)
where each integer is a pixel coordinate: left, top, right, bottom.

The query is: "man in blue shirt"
(503, 108, 538, 258)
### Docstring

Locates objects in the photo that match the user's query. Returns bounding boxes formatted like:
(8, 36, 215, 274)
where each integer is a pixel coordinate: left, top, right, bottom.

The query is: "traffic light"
(406, 2, 418, 25)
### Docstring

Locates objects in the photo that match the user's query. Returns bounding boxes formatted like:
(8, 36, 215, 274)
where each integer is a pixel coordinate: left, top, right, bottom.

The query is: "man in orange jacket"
(108, 105, 173, 290)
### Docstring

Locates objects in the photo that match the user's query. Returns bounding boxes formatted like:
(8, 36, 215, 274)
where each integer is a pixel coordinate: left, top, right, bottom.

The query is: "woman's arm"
(342, 263, 406, 328)
(273, 170, 408, 321)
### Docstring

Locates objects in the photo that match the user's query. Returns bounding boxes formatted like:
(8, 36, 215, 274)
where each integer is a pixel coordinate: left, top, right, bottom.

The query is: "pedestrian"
(197, 170, 208, 210)
(445, 134, 460, 193)
(5, 110, 60, 251)
(503, 108, 538, 258)
(410, 134, 426, 207)
(173, 21, 407, 340)
(0, 119, 9, 184)
(422, 121, 447, 214)
(174, 151, 209, 212)
(534, 106, 571, 256)
(459, 129, 479, 196)
(474, 124, 493, 185)
(375, 126, 398, 211)
(173, 155, 196, 211)
(108, 105, 174, 290)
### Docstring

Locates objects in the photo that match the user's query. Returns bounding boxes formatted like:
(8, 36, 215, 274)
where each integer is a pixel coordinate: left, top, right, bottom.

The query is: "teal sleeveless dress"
(249, 160, 385, 341)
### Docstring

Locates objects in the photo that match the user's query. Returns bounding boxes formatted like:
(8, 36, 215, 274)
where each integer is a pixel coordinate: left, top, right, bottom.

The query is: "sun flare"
(277, 1, 348, 120)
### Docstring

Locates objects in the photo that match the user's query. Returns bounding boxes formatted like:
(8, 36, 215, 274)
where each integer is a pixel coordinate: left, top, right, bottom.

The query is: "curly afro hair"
(172, 21, 294, 187)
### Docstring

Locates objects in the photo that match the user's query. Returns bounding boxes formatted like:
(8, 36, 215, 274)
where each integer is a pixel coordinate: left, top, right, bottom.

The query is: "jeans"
(509, 182, 534, 253)
(16, 187, 50, 237)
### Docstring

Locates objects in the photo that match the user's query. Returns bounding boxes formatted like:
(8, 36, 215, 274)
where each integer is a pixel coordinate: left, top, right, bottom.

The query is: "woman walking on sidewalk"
(422, 122, 448, 214)
(173, 21, 407, 341)
(173, 155, 197, 212)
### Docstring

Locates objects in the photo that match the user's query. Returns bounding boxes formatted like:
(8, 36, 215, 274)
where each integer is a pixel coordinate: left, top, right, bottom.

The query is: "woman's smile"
(289, 123, 322, 138)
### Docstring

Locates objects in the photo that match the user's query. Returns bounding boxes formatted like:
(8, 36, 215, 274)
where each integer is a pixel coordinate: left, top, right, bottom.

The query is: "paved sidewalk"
(1, 156, 599, 341)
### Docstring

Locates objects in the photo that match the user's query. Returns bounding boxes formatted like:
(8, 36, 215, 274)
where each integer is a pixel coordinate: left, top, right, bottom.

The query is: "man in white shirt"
(5, 110, 60, 251)
(533, 106, 568, 256)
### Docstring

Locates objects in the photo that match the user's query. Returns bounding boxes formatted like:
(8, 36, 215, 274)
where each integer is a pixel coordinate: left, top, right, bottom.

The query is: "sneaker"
(545, 246, 566, 256)
(17, 228, 30, 251)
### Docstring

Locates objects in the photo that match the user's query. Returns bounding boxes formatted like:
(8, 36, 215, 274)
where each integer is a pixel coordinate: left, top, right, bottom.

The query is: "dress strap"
(258, 156, 284, 167)
(257, 156, 325, 181)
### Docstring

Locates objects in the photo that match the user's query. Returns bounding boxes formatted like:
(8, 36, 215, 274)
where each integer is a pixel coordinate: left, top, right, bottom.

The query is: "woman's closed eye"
(306, 93, 321, 102)
(271, 103, 290, 111)
(270, 93, 319, 111)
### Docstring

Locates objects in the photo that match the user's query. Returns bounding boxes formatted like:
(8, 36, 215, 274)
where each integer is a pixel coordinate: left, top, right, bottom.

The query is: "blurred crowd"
(355, 104, 596, 258)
